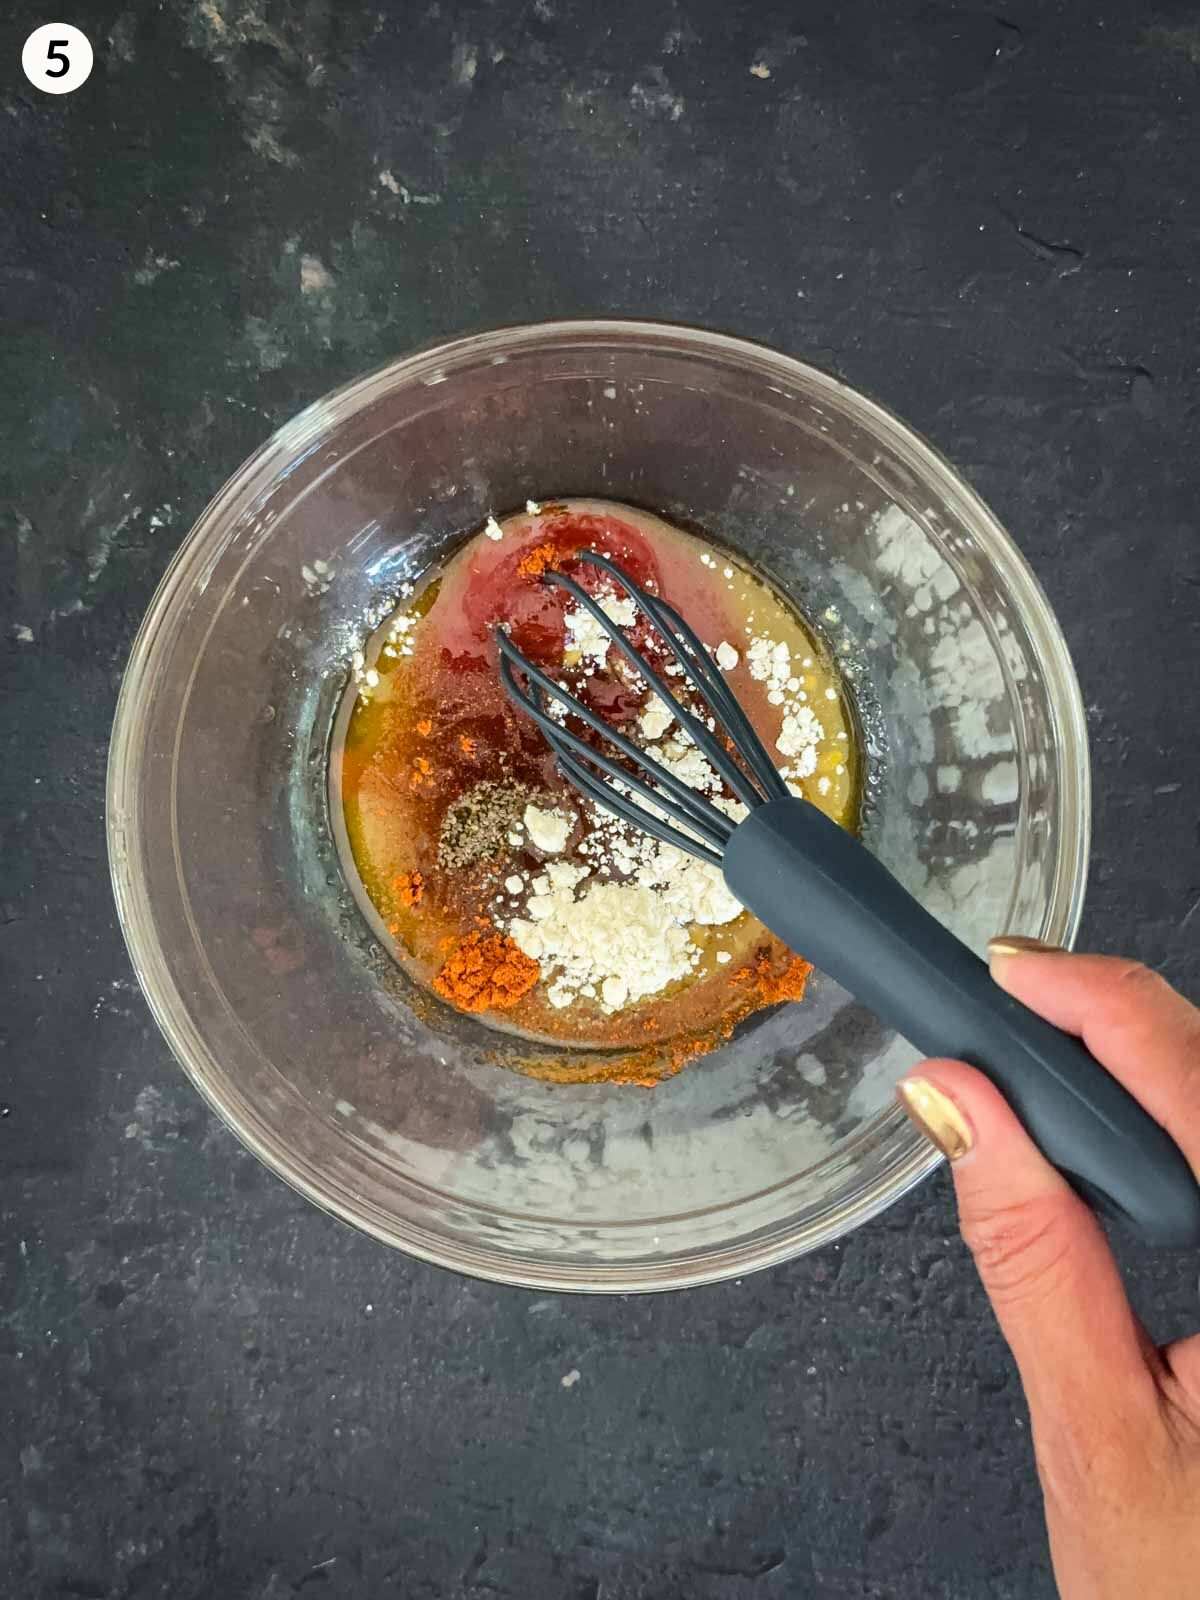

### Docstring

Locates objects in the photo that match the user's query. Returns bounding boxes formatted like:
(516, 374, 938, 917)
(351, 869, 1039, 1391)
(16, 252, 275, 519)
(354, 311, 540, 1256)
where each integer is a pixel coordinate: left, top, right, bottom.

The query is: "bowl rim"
(107, 317, 1090, 1291)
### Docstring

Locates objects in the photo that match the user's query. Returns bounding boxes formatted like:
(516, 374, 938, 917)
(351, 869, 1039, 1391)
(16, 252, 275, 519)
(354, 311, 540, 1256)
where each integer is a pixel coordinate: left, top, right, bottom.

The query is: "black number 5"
(45, 38, 70, 77)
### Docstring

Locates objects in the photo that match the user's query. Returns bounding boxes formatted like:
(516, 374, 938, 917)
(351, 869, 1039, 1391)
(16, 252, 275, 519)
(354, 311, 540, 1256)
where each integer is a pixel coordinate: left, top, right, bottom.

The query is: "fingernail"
(897, 1077, 974, 1161)
(987, 933, 1063, 975)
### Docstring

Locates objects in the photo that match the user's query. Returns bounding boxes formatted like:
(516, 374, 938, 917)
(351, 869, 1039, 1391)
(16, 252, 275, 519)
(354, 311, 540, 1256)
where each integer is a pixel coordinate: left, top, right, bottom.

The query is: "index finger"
(987, 948, 1200, 1172)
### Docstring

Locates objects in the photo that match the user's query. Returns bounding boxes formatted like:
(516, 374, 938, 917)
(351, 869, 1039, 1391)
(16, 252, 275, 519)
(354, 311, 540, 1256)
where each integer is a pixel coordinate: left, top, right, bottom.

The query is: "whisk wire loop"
(543, 565, 767, 813)
(496, 647, 734, 846)
(496, 551, 790, 861)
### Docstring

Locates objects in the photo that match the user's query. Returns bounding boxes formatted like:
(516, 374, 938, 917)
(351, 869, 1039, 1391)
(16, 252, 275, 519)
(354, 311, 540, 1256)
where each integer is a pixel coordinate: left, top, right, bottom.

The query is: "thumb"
(898, 1061, 1157, 1430)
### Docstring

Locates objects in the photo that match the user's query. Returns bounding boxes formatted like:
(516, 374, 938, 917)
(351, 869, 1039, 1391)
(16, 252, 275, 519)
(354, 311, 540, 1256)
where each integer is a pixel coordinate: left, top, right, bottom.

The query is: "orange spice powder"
(433, 930, 541, 1013)
(392, 871, 424, 908)
(733, 952, 813, 1006)
(516, 542, 560, 580)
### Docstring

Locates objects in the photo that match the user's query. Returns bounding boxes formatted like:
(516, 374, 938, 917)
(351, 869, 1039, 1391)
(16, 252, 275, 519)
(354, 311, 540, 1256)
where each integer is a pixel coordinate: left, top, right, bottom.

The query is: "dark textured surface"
(3, 2, 1199, 1595)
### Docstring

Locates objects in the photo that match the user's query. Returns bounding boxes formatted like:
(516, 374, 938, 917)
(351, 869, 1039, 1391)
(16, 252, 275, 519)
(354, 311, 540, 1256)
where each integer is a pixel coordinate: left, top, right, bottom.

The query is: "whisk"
(498, 551, 1200, 1248)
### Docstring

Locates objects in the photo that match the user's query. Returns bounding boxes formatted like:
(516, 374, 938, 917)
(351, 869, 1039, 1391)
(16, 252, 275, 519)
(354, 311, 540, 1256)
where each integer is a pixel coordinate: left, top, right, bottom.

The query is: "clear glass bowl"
(107, 321, 1090, 1291)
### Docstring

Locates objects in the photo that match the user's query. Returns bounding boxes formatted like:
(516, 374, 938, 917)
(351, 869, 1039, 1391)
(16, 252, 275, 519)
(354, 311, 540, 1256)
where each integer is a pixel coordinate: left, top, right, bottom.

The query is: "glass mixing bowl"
(107, 320, 1089, 1291)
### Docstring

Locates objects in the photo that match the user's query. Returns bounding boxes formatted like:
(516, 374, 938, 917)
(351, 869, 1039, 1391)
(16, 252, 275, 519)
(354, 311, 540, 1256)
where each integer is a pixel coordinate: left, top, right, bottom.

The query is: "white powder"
(508, 791, 744, 1011)
(563, 592, 637, 665)
(777, 705, 823, 770)
(524, 803, 572, 854)
(385, 609, 417, 659)
(715, 641, 739, 670)
(747, 636, 790, 695)
(747, 633, 824, 773)
(484, 514, 504, 541)
(638, 698, 674, 741)
(545, 859, 586, 891)
(602, 594, 638, 624)
(601, 976, 628, 1009)
(929, 618, 1005, 716)
(510, 880, 697, 1010)
(652, 736, 718, 794)
(635, 842, 744, 926)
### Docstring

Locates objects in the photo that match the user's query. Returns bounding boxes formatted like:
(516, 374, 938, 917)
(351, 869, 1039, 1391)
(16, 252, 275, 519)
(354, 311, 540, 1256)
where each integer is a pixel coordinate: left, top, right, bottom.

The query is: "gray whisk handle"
(723, 799, 1200, 1248)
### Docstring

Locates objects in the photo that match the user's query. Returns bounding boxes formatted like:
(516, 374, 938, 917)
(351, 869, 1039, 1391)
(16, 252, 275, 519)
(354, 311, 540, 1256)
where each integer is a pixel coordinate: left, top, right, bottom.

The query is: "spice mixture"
(334, 499, 862, 1082)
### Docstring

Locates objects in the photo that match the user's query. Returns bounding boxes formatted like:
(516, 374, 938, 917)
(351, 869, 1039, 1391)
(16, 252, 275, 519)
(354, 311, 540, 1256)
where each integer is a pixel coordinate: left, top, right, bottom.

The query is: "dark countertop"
(3, 3, 1199, 1595)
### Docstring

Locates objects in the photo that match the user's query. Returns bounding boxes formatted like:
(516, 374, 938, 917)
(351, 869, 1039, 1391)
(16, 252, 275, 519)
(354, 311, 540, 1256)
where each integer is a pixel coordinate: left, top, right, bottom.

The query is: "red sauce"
(432, 508, 664, 664)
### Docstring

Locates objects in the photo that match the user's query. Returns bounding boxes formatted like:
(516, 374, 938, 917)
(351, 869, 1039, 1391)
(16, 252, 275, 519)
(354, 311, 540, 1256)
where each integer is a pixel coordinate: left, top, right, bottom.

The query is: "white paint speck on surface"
(630, 75, 685, 121)
(561, 1369, 581, 1388)
(750, 61, 771, 78)
(452, 41, 478, 85)
(299, 254, 333, 294)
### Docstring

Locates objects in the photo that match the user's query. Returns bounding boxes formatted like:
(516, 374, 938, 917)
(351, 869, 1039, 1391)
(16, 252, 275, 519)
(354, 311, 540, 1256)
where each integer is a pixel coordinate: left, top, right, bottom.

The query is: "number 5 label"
(22, 23, 93, 94)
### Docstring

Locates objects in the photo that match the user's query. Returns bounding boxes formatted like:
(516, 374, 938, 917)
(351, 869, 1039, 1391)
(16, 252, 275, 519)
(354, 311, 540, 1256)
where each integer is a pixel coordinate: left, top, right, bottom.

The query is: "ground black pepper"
(437, 780, 527, 871)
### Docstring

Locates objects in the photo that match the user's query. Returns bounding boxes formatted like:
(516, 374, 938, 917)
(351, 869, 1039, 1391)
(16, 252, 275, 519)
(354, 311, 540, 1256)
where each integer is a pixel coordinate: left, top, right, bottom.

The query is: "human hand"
(897, 944, 1200, 1600)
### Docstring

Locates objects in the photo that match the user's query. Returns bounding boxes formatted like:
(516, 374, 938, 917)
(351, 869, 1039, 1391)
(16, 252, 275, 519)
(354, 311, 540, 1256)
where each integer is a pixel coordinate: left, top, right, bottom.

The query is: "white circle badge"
(22, 24, 93, 95)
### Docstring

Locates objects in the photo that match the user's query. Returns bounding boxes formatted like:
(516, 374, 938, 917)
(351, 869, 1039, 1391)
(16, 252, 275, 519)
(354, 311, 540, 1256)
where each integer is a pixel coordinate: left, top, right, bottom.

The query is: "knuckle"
(960, 1192, 1078, 1306)
(1111, 958, 1171, 1004)
(1035, 1425, 1150, 1518)
(1110, 958, 1200, 1059)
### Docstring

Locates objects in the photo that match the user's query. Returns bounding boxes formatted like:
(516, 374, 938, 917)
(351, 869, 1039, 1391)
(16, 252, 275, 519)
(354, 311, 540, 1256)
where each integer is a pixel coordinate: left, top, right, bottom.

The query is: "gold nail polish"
(987, 933, 1062, 960)
(897, 1077, 973, 1161)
